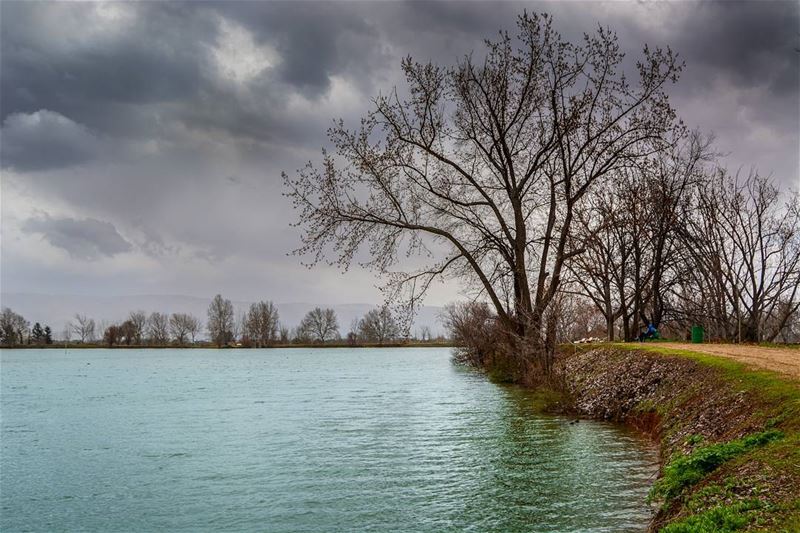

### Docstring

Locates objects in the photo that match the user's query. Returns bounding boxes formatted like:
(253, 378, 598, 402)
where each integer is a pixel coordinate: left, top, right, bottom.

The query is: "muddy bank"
(554, 346, 800, 532)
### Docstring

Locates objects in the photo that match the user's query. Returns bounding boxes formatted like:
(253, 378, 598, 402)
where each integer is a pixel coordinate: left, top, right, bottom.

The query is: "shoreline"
(540, 345, 800, 532)
(0, 341, 456, 350)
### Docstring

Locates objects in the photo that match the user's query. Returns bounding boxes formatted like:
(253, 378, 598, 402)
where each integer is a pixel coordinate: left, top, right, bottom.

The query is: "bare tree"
(358, 306, 400, 344)
(233, 310, 246, 344)
(103, 324, 121, 347)
(71, 314, 96, 343)
(680, 171, 800, 342)
(298, 308, 339, 342)
(443, 302, 499, 367)
(548, 293, 606, 343)
(285, 12, 681, 371)
(347, 318, 360, 345)
(118, 320, 137, 345)
(146, 312, 170, 345)
(568, 131, 714, 340)
(243, 301, 280, 347)
(419, 325, 432, 342)
(0, 308, 29, 346)
(291, 326, 308, 343)
(207, 294, 234, 347)
(279, 324, 290, 343)
(169, 313, 196, 346)
(186, 315, 202, 343)
(128, 311, 147, 345)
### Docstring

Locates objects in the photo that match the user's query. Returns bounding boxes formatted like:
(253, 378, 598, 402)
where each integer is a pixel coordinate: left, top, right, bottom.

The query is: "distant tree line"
(0, 308, 52, 346)
(0, 296, 445, 348)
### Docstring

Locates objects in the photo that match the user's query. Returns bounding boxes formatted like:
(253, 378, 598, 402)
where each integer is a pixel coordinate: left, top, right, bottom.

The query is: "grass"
(660, 500, 764, 533)
(685, 434, 705, 446)
(526, 386, 570, 412)
(650, 430, 784, 502)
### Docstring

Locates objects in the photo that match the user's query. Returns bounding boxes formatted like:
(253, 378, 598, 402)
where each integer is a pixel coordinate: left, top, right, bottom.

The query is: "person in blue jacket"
(638, 322, 658, 342)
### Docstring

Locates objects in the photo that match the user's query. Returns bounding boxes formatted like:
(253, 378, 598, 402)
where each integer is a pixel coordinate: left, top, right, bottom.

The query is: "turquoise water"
(1, 348, 658, 532)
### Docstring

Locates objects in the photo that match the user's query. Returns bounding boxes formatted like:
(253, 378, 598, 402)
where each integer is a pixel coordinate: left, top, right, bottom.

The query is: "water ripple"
(1, 347, 658, 532)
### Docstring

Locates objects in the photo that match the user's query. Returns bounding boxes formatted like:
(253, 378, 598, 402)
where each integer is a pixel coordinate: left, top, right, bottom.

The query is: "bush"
(443, 302, 538, 382)
(443, 302, 499, 367)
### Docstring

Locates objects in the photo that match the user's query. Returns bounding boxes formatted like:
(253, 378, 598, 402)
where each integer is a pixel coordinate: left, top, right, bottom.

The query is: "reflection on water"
(1, 348, 658, 532)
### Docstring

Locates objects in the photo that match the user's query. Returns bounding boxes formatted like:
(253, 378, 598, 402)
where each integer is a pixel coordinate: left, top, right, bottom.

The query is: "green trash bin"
(691, 325, 704, 344)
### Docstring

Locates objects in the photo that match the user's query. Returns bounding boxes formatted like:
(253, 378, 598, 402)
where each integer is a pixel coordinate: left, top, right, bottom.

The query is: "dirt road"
(648, 342, 800, 379)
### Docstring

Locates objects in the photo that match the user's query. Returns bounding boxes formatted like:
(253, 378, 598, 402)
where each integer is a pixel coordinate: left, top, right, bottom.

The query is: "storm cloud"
(22, 214, 132, 260)
(1, 110, 103, 171)
(1, 0, 797, 305)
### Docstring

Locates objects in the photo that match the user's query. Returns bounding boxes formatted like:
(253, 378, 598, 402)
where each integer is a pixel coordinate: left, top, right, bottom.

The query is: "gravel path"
(648, 342, 800, 379)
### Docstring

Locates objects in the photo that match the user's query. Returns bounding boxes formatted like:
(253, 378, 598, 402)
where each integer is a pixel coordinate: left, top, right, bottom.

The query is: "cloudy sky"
(1, 0, 798, 306)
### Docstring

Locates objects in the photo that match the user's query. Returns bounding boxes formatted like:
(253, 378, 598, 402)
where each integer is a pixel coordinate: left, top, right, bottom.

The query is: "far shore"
(1, 341, 456, 350)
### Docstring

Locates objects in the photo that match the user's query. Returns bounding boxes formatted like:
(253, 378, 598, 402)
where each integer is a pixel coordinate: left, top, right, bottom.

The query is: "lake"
(1, 348, 658, 532)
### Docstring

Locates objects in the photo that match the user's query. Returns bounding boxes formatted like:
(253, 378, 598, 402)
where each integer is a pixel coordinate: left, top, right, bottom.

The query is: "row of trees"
(0, 298, 424, 348)
(101, 311, 203, 347)
(568, 152, 799, 343)
(206, 294, 409, 347)
(285, 11, 799, 378)
(0, 308, 53, 346)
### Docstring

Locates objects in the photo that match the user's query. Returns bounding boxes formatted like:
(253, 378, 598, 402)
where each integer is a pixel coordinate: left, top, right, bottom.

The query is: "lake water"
(1, 348, 658, 532)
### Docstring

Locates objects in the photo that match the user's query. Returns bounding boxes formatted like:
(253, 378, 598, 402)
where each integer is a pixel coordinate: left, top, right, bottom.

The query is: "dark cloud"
(1, 110, 102, 171)
(0, 1, 797, 303)
(0, 1, 387, 147)
(0, 2, 214, 125)
(667, 0, 799, 96)
(22, 214, 132, 260)
(216, 2, 389, 95)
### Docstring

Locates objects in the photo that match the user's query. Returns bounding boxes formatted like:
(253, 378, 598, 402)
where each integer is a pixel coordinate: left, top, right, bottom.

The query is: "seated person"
(638, 323, 658, 342)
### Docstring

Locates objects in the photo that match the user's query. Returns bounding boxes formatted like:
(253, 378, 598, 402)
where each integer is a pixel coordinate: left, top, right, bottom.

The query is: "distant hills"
(0, 293, 447, 338)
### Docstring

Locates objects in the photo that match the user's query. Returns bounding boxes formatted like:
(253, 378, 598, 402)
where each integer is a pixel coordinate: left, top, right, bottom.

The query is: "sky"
(1, 0, 798, 306)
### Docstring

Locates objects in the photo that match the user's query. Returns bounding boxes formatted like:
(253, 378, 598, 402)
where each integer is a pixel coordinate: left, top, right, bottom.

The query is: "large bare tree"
(170, 313, 200, 346)
(358, 306, 400, 344)
(128, 311, 147, 345)
(146, 312, 170, 345)
(285, 12, 681, 368)
(243, 301, 280, 347)
(298, 308, 339, 343)
(71, 314, 96, 343)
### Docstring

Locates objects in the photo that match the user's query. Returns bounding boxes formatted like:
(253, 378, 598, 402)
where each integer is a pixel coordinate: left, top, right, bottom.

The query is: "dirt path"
(648, 342, 800, 379)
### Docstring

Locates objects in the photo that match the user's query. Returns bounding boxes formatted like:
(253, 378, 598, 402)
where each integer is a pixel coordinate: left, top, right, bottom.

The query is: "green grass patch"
(738, 432, 800, 473)
(660, 500, 763, 533)
(651, 430, 784, 503)
(685, 434, 705, 446)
